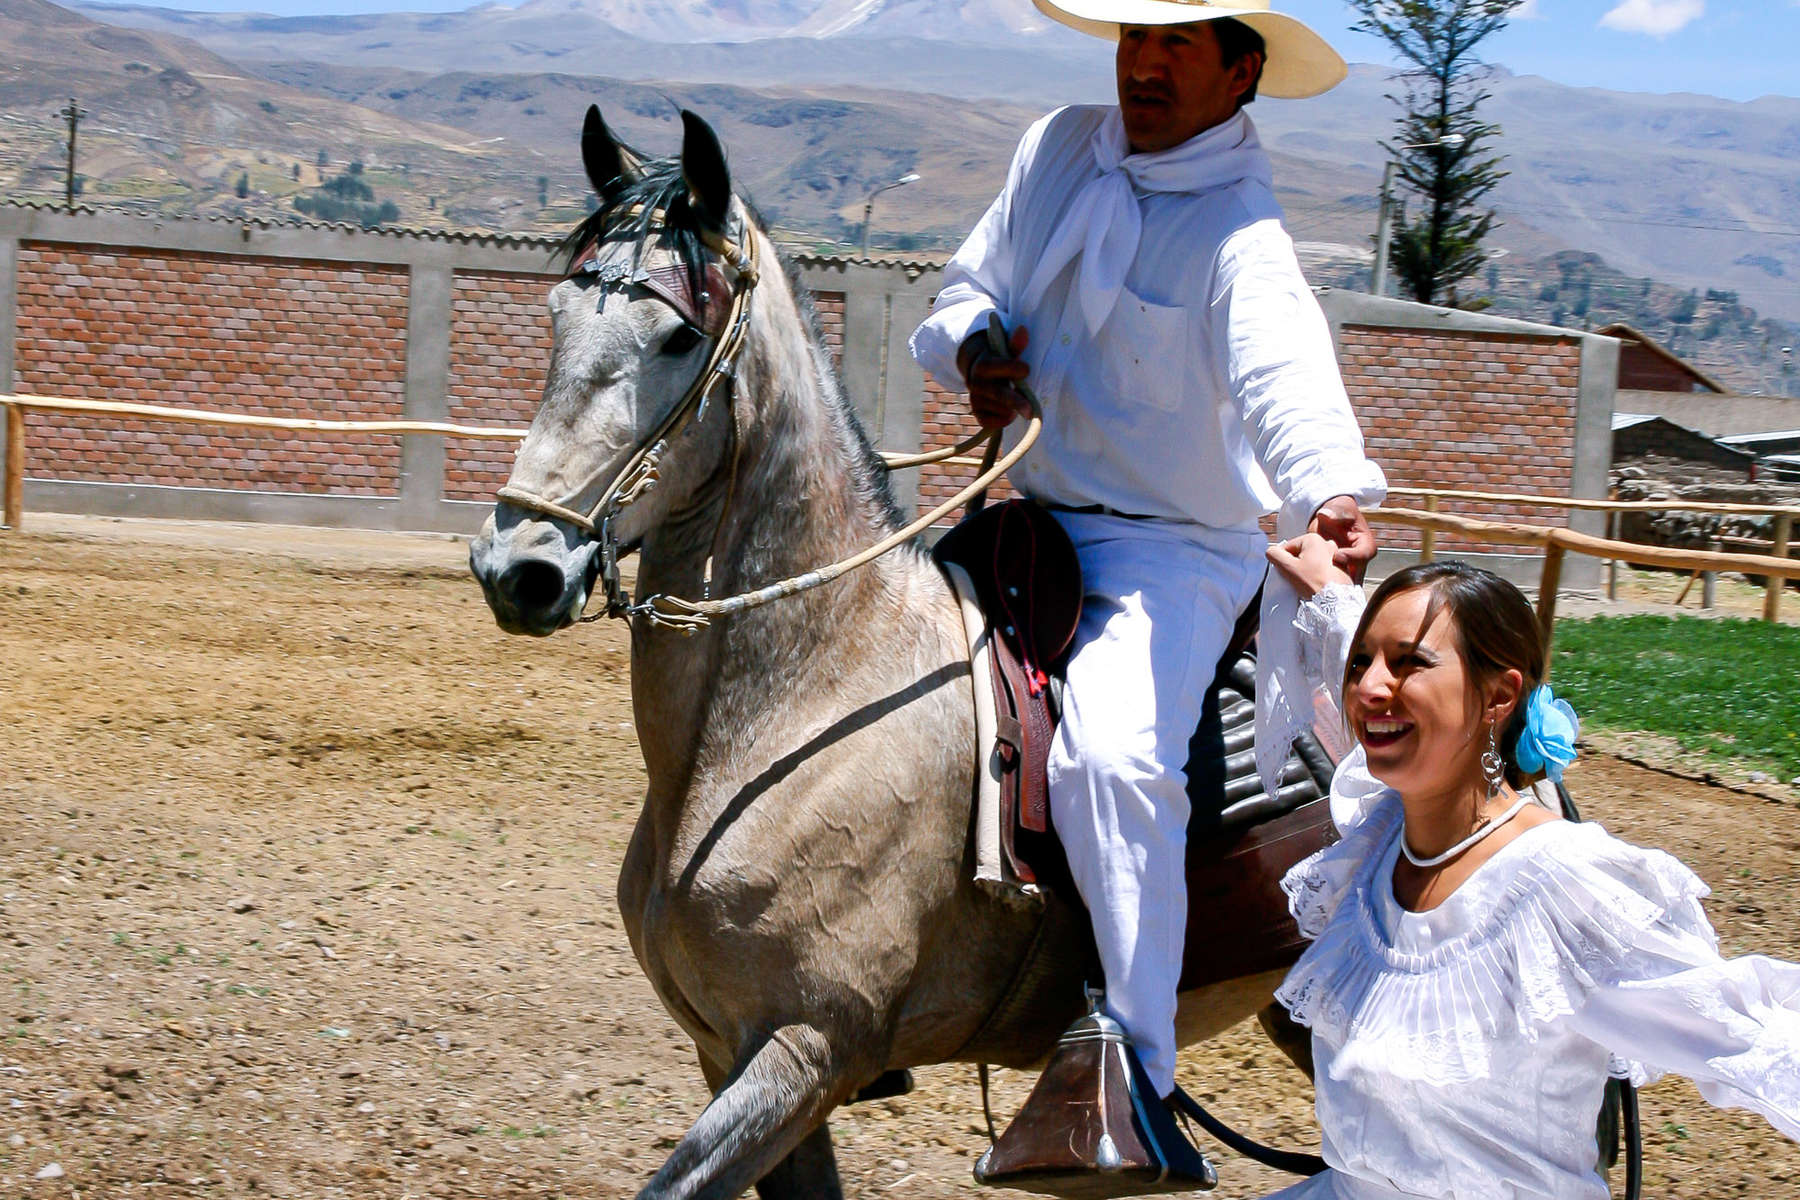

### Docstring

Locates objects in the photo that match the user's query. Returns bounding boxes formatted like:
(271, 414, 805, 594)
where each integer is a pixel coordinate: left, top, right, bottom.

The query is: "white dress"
(1262, 589, 1800, 1199)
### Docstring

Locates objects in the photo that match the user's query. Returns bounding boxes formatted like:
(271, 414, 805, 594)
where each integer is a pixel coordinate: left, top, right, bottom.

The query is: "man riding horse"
(911, 0, 1386, 1175)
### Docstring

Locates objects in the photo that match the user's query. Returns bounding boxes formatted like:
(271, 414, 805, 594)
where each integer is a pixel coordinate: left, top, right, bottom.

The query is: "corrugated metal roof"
(1721, 430, 1800, 447)
(1, 197, 566, 249)
(3, 199, 939, 267)
(1612, 412, 1657, 430)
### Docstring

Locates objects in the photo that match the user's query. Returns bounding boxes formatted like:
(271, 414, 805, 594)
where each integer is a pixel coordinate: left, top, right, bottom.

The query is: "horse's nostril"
(500, 560, 568, 615)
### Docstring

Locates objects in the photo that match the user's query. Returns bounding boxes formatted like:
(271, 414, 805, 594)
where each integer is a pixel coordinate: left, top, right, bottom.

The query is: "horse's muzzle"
(469, 507, 600, 636)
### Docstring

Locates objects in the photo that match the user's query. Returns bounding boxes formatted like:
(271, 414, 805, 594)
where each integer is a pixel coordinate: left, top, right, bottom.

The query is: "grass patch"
(1551, 615, 1800, 779)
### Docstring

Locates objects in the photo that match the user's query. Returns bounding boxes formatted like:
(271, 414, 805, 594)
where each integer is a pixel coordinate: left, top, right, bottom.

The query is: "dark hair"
(1346, 561, 1546, 786)
(1213, 17, 1266, 108)
(558, 152, 716, 328)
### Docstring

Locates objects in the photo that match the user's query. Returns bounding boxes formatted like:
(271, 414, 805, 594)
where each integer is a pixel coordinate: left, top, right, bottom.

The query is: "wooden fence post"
(1419, 493, 1438, 563)
(1605, 488, 1619, 602)
(1537, 541, 1566, 671)
(2, 404, 22, 531)
(1766, 512, 1793, 624)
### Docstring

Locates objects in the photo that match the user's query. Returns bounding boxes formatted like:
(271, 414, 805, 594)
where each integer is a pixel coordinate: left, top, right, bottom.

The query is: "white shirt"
(1262, 590, 1800, 1200)
(910, 104, 1386, 535)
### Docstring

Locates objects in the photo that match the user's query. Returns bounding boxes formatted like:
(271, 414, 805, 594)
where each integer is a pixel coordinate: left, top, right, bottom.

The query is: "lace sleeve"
(1295, 581, 1364, 696)
(1569, 917, 1800, 1140)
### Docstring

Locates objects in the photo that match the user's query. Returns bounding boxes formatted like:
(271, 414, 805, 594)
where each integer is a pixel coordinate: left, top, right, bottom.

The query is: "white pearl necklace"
(1400, 791, 1535, 869)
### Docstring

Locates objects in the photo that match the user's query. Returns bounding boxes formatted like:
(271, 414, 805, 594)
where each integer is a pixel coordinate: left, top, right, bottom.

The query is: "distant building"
(1612, 413, 1755, 481)
(1721, 431, 1800, 483)
(1595, 322, 1728, 394)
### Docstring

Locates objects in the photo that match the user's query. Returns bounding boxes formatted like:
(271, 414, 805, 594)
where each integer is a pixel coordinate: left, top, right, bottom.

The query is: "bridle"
(496, 207, 761, 627)
(496, 206, 1042, 635)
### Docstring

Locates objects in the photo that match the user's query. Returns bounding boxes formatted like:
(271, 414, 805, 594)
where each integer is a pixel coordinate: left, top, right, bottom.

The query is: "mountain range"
(65, 0, 1800, 333)
(0, 0, 1792, 390)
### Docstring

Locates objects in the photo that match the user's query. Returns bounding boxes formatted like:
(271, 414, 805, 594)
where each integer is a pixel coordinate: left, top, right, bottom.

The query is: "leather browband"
(564, 238, 734, 335)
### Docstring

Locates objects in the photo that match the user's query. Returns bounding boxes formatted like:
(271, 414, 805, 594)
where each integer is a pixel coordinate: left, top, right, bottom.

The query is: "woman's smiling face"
(1345, 586, 1497, 798)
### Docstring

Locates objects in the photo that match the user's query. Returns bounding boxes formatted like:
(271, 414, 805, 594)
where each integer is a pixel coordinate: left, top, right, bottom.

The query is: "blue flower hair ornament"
(1514, 685, 1580, 781)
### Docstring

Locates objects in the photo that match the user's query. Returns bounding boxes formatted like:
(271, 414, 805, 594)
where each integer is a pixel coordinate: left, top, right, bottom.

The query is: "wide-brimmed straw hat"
(1033, 0, 1347, 98)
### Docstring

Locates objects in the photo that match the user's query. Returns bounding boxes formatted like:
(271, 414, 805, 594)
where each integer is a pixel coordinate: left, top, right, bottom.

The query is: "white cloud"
(1599, 0, 1706, 36)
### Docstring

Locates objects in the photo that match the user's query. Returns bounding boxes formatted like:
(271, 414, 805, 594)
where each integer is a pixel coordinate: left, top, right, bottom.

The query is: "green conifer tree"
(1349, 0, 1523, 304)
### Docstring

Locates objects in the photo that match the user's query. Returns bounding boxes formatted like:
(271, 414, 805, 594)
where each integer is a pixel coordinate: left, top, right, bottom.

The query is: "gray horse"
(470, 108, 1293, 1200)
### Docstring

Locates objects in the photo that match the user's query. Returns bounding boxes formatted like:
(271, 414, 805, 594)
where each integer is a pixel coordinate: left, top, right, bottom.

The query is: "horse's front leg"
(753, 1124, 842, 1200)
(693, 1044, 845, 1200)
(643, 1024, 857, 1200)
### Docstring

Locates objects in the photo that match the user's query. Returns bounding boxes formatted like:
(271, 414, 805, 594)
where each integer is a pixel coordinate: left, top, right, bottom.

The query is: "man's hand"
(1266, 533, 1353, 601)
(957, 323, 1031, 430)
(1308, 495, 1376, 583)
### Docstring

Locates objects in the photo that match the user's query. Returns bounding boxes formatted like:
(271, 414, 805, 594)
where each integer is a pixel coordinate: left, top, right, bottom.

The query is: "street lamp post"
(859, 172, 920, 259)
(1370, 133, 1465, 298)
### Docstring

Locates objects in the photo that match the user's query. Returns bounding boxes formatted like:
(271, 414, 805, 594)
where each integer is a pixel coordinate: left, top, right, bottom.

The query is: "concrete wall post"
(1572, 333, 1620, 542)
(401, 263, 454, 531)
(881, 290, 931, 515)
(0, 233, 16, 509)
(839, 286, 889, 439)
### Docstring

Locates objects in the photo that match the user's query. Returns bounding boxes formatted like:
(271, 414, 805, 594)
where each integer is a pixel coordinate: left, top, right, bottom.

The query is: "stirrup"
(974, 995, 1217, 1197)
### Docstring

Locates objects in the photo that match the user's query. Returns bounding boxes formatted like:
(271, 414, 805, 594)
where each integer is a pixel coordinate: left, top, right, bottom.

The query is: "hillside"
(71, 0, 1800, 331)
(0, 0, 531, 225)
(4, 0, 1793, 393)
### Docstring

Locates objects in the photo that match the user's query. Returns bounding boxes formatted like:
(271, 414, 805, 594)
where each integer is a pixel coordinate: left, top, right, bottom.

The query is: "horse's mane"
(559, 148, 910, 538)
(558, 154, 714, 315)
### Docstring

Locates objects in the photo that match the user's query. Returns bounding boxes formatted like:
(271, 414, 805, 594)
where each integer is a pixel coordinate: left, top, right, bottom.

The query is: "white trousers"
(1047, 511, 1267, 1097)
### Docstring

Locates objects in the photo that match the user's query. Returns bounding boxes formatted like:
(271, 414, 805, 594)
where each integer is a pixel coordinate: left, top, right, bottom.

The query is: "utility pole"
(1371, 160, 1397, 298)
(1370, 134, 1464, 298)
(858, 172, 920, 259)
(58, 97, 86, 209)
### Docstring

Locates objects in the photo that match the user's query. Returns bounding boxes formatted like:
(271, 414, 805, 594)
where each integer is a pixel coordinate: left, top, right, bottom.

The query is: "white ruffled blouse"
(1263, 589, 1800, 1200)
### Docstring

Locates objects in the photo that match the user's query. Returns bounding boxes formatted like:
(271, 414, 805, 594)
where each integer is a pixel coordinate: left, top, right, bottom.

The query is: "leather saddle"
(935, 500, 1340, 989)
(935, 499, 1339, 1197)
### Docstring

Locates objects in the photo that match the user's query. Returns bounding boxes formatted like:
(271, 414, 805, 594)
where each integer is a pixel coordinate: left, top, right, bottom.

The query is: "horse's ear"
(581, 105, 635, 196)
(679, 109, 731, 230)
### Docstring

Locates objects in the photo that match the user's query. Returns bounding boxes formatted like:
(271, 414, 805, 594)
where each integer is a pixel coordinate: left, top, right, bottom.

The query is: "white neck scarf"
(1020, 108, 1274, 333)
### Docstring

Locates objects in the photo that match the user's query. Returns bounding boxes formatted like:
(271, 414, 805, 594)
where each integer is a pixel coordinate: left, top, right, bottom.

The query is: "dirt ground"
(3, 515, 1798, 1199)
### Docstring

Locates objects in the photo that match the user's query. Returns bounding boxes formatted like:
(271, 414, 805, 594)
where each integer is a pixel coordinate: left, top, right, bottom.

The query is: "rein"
(498, 208, 1039, 634)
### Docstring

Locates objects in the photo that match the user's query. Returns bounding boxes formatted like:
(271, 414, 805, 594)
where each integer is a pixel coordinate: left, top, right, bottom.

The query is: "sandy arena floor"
(3, 515, 1798, 1198)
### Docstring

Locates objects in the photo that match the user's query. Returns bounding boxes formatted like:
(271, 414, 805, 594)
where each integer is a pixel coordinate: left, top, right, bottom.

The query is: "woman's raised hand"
(1266, 532, 1354, 600)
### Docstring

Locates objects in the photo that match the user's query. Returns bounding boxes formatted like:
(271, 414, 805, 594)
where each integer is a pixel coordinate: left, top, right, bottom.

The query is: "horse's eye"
(661, 325, 703, 357)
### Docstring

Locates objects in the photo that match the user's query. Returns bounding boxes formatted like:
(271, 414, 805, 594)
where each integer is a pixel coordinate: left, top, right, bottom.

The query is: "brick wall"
(432, 283, 853, 504)
(918, 372, 1019, 514)
(444, 270, 552, 502)
(915, 327, 1584, 540)
(1, 211, 1602, 547)
(1340, 327, 1582, 552)
(15, 244, 409, 495)
(813, 292, 845, 372)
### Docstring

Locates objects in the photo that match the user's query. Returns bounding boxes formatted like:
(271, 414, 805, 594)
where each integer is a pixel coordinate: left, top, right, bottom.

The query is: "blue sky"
(1285, 0, 1799, 102)
(85, 0, 1800, 102)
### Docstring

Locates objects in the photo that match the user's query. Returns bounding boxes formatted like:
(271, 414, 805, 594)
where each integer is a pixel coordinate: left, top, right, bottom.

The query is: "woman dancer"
(1259, 537, 1800, 1199)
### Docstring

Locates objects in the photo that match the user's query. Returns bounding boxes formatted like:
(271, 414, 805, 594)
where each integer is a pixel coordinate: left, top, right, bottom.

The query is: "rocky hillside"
(6, 0, 1793, 393)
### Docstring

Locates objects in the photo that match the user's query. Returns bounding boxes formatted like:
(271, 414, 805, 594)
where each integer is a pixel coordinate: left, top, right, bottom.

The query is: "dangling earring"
(1481, 724, 1506, 798)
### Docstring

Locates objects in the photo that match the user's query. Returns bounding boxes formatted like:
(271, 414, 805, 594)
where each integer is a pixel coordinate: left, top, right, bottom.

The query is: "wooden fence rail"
(1386, 485, 1800, 519)
(5, 393, 1798, 634)
(1368, 506, 1800, 649)
(0, 393, 532, 531)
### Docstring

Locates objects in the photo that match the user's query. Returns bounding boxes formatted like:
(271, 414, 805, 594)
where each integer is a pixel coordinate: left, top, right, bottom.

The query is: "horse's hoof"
(849, 1068, 914, 1105)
